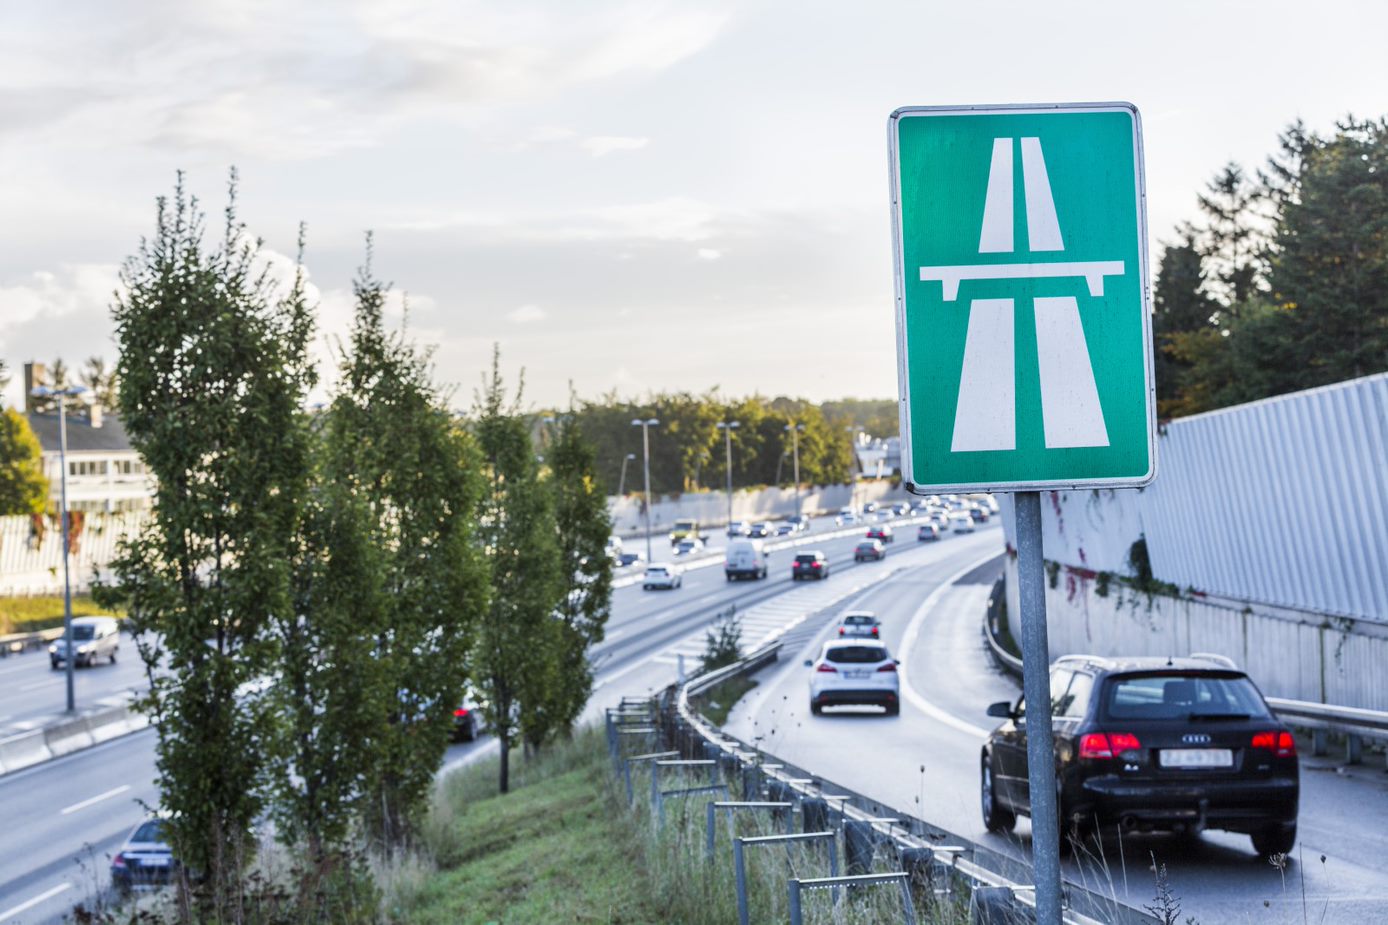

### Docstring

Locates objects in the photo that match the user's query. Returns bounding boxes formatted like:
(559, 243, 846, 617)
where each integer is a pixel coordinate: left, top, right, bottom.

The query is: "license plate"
(137, 856, 171, 867)
(844, 670, 870, 680)
(1159, 748, 1233, 768)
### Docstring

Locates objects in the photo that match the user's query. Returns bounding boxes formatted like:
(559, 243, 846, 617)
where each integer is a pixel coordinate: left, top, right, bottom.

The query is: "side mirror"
(986, 701, 1013, 719)
(893, 659, 901, 666)
(803, 659, 813, 668)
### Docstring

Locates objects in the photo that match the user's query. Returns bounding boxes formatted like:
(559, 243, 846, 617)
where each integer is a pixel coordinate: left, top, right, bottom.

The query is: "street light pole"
(33, 384, 88, 714)
(716, 420, 740, 528)
(784, 423, 805, 520)
(631, 418, 659, 564)
(617, 452, 636, 496)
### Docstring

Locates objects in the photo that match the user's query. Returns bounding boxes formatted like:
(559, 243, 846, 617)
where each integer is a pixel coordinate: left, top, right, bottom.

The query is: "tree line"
(94, 176, 613, 920)
(569, 393, 898, 497)
(1153, 115, 1388, 417)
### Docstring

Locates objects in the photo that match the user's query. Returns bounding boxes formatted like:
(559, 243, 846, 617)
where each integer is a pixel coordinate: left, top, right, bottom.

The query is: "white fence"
(0, 512, 148, 595)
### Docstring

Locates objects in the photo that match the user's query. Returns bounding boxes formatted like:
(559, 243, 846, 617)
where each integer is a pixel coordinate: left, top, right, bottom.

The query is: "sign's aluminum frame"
(887, 101, 1158, 495)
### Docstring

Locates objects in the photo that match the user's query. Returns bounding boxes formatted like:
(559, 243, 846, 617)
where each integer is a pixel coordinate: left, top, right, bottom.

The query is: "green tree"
(0, 408, 49, 515)
(543, 402, 614, 736)
(100, 172, 315, 914)
(1195, 162, 1267, 317)
(81, 355, 120, 407)
(324, 246, 488, 846)
(472, 349, 562, 792)
(1151, 226, 1218, 416)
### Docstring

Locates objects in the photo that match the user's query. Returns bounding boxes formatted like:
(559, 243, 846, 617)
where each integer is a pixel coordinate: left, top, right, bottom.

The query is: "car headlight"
(78, 645, 92, 653)
(48, 644, 57, 654)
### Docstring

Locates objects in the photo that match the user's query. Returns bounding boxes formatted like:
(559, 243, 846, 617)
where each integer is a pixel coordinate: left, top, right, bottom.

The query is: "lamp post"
(845, 424, 862, 513)
(716, 420, 740, 528)
(784, 422, 805, 521)
(630, 418, 659, 564)
(31, 384, 89, 714)
(616, 452, 637, 496)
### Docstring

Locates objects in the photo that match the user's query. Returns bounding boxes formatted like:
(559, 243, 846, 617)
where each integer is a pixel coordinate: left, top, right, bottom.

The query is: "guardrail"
(0, 627, 64, 657)
(982, 576, 1388, 767)
(666, 642, 1156, 925)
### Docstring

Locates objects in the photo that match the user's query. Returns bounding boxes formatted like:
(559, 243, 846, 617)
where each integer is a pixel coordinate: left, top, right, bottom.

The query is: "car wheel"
(885, 701, 900, 716)
(642, 584, 650, 590)
(980, 757, 1015, 833)
(110, 649, 118, 665)
(50, 659, 60, 670)
(1251, 823, 1296, 858)
(810, 700, 822, 716)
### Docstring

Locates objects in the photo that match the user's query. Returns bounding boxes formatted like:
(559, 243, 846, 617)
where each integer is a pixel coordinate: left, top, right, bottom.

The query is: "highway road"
(0, 507, 951, 923)
(0, 635, 147, 739)
(723, 551, 1388, 924)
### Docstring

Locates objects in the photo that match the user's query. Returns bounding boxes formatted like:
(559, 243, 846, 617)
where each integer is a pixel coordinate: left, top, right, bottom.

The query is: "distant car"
(674, 538, 705, 556)
(605, 536, 623, 560)
(111, 815, 176, 895)
(775, 522, 797, 536)
(49, 616, 119, 669)
(792, 551, 830, 580)
(917, 523, 940, 542)
(807, 640, 900, 715)
(981, 655, 1299, 858)
(727, 520, 752, 538)
(837, 611, 881, 639)
(668, 519, 702, 544)
(969, 493, 1000, 514)
(618, 551, 646, 568)
(950, 513, 976, 534)
(452, 688, 484, 742)
(968, 505, 990, 523)
(642, 564, 683, 590)
(854, 539, 886, 562)
(748, 521, 774, 538)
(892, 502, 912, 516)
(861, 501, 879, 514)
(835, 508, 859, 526)
(866, 524, 894, 544)
(787, 515, 811, 533)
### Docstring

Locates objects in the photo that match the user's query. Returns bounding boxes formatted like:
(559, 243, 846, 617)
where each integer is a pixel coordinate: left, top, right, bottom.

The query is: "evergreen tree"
(324, 244, 488, 847)
(1151, 227, 1218, 416)
(101, 172, 315, 914)
(544, 400, 614, 736)
(472, 348, 562, 792)
(0, 408, 49, 515)
(1195, 162, 1266, 318)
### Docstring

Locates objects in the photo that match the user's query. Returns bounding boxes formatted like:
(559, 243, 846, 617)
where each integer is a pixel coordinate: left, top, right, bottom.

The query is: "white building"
(26, 407, 153, 513)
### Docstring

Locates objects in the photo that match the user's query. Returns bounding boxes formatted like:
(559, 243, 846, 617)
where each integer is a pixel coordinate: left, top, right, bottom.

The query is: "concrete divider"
(44, 715, 96, 757)
(0, 729, 53, 774)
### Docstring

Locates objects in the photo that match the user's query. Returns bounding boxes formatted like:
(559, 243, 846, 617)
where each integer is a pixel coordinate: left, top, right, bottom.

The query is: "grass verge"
(0, 594, 121, 635)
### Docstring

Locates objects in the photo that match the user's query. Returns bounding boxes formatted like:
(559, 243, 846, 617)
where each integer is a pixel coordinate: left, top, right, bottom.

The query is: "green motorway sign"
(889, 103, 1156, 493)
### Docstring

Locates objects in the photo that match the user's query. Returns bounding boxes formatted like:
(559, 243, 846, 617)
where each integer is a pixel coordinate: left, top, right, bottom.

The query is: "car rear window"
(795, 554, 820, 564)
(1101, 672, 1271, 721)
(132, 820, 165, 843)
(648, 568, 668, 575)
(844, 615, 872, 626)
(826, 646, 888, 664)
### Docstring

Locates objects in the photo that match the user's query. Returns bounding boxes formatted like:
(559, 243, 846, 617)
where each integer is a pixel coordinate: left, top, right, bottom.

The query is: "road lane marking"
(0, 882, 71, 919)
(60, 784, 131, 815)
(896, 551, 999, 739)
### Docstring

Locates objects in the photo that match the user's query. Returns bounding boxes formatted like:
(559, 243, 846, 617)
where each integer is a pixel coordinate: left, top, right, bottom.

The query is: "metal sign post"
(887, 101, 1159, 925)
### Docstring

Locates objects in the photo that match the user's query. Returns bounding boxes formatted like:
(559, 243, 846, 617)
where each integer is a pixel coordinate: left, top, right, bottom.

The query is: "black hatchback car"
(981, 655, 1299, 857)
(791, 551, 830, 580)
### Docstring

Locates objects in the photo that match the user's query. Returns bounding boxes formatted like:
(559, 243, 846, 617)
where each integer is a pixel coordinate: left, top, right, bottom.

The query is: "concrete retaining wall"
(0, 701, 149, 776)
(608, 480, 911, 537)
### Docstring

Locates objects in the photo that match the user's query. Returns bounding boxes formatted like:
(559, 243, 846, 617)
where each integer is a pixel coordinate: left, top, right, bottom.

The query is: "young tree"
(0, 408, 49, 515)
(544, 402, 614, 736)
(324, 247, 488, 847)
(472, 349, 562, 792)
(101, 172, 315, 915)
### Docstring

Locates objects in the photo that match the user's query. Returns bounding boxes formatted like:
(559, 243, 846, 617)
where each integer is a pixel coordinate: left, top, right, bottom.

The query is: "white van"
(725, 538, 769, 581)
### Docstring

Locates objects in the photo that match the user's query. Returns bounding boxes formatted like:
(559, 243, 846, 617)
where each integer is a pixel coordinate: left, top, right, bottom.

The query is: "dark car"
(980, 655, 1299, 858)
(853, 539, 886, 562)
(866, 525, 894, 544)
(111, 816, 176, 894)
(792, 551, 830, 580)
(452, 688, 484, 742)
(968, 505, 990, 523)
(749, 521, 774, 538)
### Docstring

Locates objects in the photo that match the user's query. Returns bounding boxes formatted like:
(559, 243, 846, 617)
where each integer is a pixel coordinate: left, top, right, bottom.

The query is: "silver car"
(49, 616, 120, 669)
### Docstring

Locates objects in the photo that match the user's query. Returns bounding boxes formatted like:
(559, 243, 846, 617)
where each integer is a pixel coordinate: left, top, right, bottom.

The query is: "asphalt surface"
(0, 638, 147, 738)
(723, 551, 1388, 925)
(0, 508, 944, 923)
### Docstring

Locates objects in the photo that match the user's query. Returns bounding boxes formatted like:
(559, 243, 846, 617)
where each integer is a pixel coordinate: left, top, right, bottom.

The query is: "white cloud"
(581, 135, 650, 157)
(506, 304, 547, 324)
(697, 248, 721, 260)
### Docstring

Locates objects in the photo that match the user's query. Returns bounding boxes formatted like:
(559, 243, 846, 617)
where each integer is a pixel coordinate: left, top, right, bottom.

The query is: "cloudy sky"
(2, 0, 1384, 410)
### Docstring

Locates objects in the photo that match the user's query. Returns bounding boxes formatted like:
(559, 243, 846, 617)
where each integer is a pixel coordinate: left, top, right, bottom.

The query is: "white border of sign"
(888, 101, 1157, 495)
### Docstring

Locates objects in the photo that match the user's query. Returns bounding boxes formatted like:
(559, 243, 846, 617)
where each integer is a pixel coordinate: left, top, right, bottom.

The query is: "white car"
(674, 537, 705, 556)
(806, 639, 900, 715)
(835, 508, 859, 526)
(727, 520, 752, 538)
(950, 512, 976, 533)
(642, 563, 683, 590)
(836, 611, 881, 639)
(725, 538, 769, 581)
(50, 616, 120, 669)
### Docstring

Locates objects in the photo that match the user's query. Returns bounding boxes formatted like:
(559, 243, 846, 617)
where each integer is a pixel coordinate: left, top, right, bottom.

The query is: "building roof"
(26, 411, 135, 454)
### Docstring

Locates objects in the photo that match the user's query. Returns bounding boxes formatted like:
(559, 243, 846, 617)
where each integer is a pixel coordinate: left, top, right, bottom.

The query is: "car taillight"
(1252, 731, 1296, 757)
(454, 708, 469, 717)
(1079, 732, 1142, 759)
(876, 663, 896, 673)
(816, 663, 837, 673)
(812, 561, 822, 568)
(838, 628, 845, 635)
(112, 852, 126, 868)
(870, 627, 878, 636)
